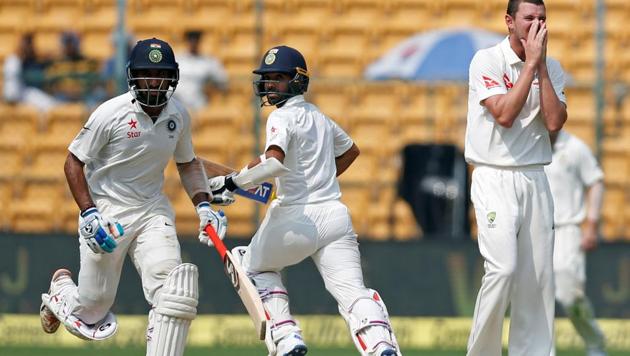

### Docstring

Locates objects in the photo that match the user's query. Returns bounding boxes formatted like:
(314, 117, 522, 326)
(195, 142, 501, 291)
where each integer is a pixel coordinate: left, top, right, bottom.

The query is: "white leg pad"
(339, 289, 402, 356)
(146, 263, 199, 356)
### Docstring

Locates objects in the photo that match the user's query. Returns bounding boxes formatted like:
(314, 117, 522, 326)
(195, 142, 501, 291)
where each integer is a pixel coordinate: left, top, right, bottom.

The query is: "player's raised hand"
(196, 202, 228, 247)
(78, 208, 123, 254)
(522, 20, 547, 68)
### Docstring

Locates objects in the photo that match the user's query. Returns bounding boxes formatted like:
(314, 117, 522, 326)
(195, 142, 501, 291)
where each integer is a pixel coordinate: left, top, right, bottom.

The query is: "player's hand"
(581, 221, 599, 251)
(78, 208, 123, 254)
(208, 176, 235, 205)
(196, 202, 228, 247)
(211, 190, 235, 206)
(521, 20, 547, 68)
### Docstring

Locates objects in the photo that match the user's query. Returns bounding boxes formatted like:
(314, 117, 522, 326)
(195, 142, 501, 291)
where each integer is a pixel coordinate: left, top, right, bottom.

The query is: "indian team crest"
(264, 48, 279, 65)
(487, 211, 496, 228)
(148, 49, 163, 63)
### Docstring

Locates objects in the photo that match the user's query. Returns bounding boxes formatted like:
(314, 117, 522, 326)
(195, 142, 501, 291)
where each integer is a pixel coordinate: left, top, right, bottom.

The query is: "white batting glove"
(208, 176, 235, 206)
(196, 202, 228, 247)
(78, 207, 124, 254)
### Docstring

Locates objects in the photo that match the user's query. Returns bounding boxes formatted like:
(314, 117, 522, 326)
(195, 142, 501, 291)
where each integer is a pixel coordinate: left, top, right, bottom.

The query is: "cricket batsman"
(207, 45, 401, 356)
(39, 37, 227, 356)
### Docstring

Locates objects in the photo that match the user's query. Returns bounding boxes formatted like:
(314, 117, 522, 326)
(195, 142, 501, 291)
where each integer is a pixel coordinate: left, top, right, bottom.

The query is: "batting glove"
(208, 176, 235, 206)
(196, 202, 228, 247)
(78, 208, 123, 254)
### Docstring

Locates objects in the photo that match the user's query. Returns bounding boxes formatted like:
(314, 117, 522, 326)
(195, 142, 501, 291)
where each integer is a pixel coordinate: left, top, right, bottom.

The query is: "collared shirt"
(465, 36, 567, 167)
(545, 131, 603, 226)
(69, 92, 195, 215)
(265, 95, 354, 205)
(173, 51, 228, 111)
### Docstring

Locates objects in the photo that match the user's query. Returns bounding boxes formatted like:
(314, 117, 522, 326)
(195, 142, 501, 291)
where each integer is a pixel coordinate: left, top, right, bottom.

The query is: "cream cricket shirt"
(265, 95, 354, 205)
(465, 37, 567, 167)
(544, 131, 603, 226)
(69, 92, 195, 217)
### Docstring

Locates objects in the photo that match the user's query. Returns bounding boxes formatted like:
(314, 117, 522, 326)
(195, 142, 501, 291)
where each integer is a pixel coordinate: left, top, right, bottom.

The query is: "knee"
(556, 289, 579, 309)
(491, 262, 517, 282)
(145, 259, 180, 302)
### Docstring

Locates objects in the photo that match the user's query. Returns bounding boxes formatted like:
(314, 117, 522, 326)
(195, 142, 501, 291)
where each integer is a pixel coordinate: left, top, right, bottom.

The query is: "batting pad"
(146, 263, 199, 356)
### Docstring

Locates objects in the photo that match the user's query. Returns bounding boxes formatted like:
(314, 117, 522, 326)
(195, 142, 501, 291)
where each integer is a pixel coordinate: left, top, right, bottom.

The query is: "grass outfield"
(2, 347, 629, 356)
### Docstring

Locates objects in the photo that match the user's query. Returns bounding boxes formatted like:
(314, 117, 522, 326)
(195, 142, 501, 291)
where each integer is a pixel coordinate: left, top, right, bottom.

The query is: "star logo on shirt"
(128, 118, 138, 129)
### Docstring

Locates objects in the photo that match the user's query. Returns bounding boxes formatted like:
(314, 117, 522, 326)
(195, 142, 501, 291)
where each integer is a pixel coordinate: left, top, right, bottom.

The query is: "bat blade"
(204, 225, 267, 339)
(234, 182, 274, 204)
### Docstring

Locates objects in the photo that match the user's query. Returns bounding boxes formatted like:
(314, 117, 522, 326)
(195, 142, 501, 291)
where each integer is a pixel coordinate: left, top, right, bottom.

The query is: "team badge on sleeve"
(167, 120, 177, 131)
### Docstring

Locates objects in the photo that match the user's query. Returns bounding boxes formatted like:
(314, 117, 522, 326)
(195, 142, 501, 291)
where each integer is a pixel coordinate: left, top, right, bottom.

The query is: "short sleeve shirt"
(265, 95, 353, 205)
(68, 92, 195, 214)
(465, 37, 567, 167)
(544, 131, 604, 226)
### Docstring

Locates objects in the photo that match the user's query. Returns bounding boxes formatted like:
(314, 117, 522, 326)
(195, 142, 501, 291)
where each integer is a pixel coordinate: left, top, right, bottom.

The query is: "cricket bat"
(200, 158, 274, 204)
(204, 224, 268, 340)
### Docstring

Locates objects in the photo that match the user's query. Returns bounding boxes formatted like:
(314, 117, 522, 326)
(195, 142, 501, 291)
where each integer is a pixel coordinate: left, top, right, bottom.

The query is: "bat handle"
(204, 224, 228, 258)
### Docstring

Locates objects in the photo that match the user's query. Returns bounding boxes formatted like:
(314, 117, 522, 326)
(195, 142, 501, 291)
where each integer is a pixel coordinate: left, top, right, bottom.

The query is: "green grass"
(1, 347, 629, 356)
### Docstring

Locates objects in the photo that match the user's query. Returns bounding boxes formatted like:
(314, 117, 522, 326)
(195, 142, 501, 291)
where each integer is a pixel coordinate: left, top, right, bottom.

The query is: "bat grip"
(204, 224, 228, 258)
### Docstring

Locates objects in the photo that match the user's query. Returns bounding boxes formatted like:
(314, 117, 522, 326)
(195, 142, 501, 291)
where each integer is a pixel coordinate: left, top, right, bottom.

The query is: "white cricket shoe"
(276, 332, 308, 356)
(374, 342, 400, 356)
(40, 268, 72, 333)
(587, 349, 607, 356)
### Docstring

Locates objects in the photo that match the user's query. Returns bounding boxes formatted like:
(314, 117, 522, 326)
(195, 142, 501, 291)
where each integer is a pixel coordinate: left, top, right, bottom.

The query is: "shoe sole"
(284, 345, 308, 356)
(40, 302, 60, 333)
(40, 269, 72, 333)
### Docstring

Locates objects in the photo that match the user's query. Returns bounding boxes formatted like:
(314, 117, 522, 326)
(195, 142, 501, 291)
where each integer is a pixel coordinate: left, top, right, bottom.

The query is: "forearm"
(64, 153, 95, 212)
(177, 158, 210, 205)
(335, 144, 359, 177)
(538, 65, 567, 132)
(199, 157, 236, 177)
(488, 65, 536, 127)
(586, 180, 604, 224)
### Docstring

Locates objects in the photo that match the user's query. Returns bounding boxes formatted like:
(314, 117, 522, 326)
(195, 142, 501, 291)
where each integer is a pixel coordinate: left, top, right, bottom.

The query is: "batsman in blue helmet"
(207, 45, 403, 356)
(40, 37, 228, 356)
(252, 45, 310, 107)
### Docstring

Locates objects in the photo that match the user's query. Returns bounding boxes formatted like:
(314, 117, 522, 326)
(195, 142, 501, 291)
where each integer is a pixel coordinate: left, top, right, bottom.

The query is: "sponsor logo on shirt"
(482, 76, 500, 89)
(127, 118, 141, 139)
(502, 74, 513, 89)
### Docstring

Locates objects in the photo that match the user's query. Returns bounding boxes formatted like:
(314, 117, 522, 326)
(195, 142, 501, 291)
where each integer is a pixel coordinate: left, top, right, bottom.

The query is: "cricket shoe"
(40, 268, 73, 333)
(587, 350, 607, 356)
(375, 343, 399, 356)
(277, 332, 308, 356)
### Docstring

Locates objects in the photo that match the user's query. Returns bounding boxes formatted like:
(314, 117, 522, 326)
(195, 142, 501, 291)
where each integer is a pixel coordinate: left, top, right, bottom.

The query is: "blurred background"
(0, 0, 629, 354)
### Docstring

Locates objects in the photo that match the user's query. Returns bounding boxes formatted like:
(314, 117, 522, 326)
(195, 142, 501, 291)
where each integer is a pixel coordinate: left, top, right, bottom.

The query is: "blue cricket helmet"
(253, 45, 309, 107)
(126, 38, 179, 107)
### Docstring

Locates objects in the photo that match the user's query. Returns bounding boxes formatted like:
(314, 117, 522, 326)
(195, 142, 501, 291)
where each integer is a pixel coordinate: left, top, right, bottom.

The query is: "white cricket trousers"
(242, 200, 377, 332)
(70, 198, 182, 324)
(467, 165, 555, 356)
(550, 224, 605, 356)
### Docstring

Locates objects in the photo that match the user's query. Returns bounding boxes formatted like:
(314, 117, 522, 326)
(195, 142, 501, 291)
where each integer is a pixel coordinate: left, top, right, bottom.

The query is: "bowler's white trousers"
(467, 165, 555, 356)
(70, 197, 182, 324)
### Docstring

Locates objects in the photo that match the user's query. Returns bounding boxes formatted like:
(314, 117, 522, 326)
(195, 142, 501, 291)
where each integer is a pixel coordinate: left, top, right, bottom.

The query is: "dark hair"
(507, 0, 545, 17)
